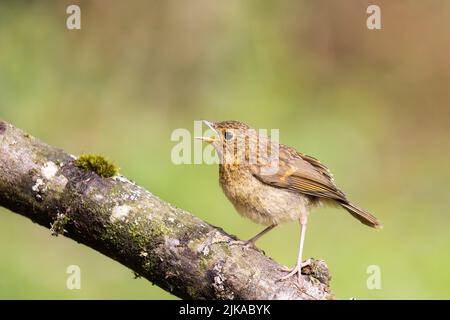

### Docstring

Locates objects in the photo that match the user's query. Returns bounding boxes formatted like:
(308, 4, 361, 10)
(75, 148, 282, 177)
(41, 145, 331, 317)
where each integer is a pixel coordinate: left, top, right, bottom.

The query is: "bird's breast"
(219, 165, 312, 225)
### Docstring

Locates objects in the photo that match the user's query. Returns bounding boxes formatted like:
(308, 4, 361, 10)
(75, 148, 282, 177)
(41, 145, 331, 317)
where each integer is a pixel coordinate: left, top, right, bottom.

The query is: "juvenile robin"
(196, 120, 382, 285)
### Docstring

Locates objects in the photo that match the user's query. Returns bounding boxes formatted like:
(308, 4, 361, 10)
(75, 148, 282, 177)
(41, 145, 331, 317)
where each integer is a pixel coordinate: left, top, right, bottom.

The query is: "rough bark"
(0, 119, 333, 300)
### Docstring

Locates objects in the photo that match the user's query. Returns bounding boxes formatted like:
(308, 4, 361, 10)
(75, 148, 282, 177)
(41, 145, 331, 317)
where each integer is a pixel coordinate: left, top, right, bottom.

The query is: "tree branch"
(0, 119, 333, 300)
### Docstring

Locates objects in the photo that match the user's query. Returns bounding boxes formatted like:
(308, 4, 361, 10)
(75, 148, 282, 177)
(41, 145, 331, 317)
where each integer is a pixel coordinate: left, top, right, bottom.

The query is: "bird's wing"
(297, 152, 334, 181)
(250, 145, 347, 201)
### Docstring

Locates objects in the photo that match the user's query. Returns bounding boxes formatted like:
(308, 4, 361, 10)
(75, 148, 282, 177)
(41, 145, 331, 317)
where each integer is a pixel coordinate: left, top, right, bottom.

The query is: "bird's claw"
(277, 259, 312, 286)
(278, 259, 312, 272)
(277, 266, 303, 286)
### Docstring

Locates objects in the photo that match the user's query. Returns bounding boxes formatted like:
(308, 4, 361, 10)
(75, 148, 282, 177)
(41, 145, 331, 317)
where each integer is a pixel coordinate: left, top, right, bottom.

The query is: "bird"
(195, 120, 382, 285)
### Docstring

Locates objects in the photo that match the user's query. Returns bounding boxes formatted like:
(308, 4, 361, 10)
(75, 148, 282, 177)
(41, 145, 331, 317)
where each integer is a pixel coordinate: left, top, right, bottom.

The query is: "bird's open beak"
(195, 120, 218, 144)
(195, 136, 217, 143)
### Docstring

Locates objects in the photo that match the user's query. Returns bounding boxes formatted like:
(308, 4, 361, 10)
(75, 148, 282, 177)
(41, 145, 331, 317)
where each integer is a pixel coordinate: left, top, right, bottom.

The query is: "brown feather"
(250, 145, 346, 202)
(340, 202, 383, 229)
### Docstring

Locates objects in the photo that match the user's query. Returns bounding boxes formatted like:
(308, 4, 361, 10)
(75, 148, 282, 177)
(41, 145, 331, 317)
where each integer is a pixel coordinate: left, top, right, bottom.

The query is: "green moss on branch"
(75, 155, 119, 178)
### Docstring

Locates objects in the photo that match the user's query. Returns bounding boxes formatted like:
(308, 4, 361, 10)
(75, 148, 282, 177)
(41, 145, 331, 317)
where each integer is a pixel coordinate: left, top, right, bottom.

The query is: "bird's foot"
(278, 259, 311, 272)
(277, 259, 312, 286)
(278, 265, 303, 286)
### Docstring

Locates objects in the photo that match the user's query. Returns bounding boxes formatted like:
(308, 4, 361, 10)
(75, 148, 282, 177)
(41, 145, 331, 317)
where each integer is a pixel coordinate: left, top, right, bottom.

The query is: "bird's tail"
(340, 202, 383, 229)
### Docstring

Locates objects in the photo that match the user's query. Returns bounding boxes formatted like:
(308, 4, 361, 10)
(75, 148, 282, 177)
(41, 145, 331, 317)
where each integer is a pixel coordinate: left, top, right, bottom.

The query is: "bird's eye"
(224, 131, 234, 140)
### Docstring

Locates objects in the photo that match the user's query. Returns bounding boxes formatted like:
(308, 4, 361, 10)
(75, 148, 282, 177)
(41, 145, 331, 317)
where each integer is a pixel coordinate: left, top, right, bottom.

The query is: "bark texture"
(0, 119, 333, 300)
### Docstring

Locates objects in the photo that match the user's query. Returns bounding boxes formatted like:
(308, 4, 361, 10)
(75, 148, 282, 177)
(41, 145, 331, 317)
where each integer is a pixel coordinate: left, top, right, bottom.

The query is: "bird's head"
(196, 120, 274, 166)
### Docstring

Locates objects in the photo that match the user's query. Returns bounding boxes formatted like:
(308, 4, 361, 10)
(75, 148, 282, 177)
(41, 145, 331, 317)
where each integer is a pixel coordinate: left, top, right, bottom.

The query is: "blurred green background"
(1, 0, 449, 299)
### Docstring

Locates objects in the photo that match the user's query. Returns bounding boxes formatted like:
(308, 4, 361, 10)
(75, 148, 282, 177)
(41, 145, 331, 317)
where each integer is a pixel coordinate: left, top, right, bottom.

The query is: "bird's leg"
(247, 224, 277, 244)
(230, 224, 276, 249)
(279, 216, 308, 285)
